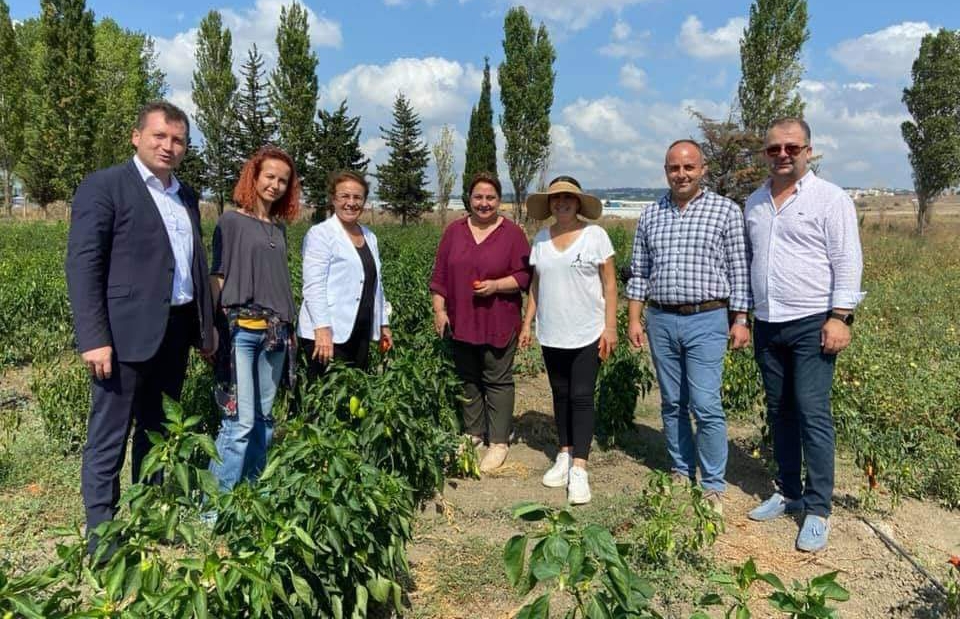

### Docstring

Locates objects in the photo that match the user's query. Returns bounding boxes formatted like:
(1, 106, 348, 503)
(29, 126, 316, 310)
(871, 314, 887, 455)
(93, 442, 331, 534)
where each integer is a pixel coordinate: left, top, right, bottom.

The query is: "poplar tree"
(19, 0, 97, 212)
(307, 99, 368, 219)
(0, 0, 25, 215)
(737, 0, 808, 136)
(461, 57, 497, 207)
(432, 124, 455, 226)
(192, 10, 238, 215)
(377, 93, 431, 226)
(93, 19, 166, 170)
(270, 2, 318, 180)
(234, 44, 276, 161)
(901, 29, 960, 236)
(499, 8, 555, 222)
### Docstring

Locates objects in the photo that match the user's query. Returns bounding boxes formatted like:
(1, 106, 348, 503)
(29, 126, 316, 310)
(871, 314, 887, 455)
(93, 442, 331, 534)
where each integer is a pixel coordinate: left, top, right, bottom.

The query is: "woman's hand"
(598, 326, 618, 361)
(379, 326, 393, 352)
(519, 324, 533, 348)
(434, 310, 450, 338)
(312, 327, 334, 364)
(471, 279, 499, 297)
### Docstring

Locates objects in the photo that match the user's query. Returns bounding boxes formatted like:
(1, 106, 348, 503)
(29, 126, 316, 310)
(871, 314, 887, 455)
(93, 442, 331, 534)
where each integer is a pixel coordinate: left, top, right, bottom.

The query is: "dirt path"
(407, 373, 960, 619)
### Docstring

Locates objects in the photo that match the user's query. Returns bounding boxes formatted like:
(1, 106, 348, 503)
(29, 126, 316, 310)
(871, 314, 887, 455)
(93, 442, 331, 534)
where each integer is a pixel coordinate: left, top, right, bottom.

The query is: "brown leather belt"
(647, 298, 727, 315)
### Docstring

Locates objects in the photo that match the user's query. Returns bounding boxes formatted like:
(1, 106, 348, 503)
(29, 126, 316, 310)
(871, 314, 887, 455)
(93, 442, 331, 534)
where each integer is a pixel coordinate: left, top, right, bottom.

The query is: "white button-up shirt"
(133, 155, 194, 305)
(745, 171, 865, 323)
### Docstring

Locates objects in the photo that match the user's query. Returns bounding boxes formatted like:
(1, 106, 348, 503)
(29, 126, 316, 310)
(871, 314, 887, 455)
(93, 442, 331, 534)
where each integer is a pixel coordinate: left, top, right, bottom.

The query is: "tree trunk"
(439, 204, 447, 227)
(2, 169, 10, 218)
(916, 195, 929, 236)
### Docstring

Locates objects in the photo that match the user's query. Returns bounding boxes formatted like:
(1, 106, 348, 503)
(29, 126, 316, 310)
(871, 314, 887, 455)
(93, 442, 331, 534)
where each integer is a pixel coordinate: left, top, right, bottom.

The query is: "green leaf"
(351, 583, 368, 619)
(367, 574, 392, 603)
(193, 588, 209, 619)
(757, 572, 786, 592)
(582, 525, 620, 564)
(162, 393, 183, 420)
(517, 592, 551, 619)
(698, 593, 723, 606)
(503, 534, 528, 588)
(735, 605, 752, 619)
(512, 501, 551, 521)
(820, 581, 850, 602)
(104, 555, 127, 600)
(173, 462, 191, 495)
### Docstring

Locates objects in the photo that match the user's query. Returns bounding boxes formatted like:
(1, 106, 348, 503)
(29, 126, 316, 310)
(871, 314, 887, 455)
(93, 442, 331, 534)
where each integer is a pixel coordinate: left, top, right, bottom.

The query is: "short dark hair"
(137, 101, 190, 134)
(768, 117, 811, 143)
(327, 169, 369, 201)
(468, 171, 501, 199)
(665, 139, 705, 164)
(549, 175, 582, 189)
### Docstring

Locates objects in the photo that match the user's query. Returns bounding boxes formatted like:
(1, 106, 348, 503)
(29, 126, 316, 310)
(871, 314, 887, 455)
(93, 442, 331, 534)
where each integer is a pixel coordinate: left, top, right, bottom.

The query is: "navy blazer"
(66, 159, 215, 363)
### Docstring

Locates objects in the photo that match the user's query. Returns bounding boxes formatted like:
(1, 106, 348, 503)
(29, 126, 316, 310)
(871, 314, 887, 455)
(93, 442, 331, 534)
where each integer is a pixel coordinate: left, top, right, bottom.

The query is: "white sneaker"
(567, 466, 591, 505)
(542, 452, 571, 488)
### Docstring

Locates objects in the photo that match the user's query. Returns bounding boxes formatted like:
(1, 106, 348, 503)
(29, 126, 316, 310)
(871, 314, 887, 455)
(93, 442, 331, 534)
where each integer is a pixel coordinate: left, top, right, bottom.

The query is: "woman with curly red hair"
(207, 146, 300, 497)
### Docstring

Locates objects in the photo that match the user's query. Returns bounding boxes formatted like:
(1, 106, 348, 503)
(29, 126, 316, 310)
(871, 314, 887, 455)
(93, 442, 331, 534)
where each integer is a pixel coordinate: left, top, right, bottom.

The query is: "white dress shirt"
(745, 171, 865, 323)
(133, 155, 194, 305)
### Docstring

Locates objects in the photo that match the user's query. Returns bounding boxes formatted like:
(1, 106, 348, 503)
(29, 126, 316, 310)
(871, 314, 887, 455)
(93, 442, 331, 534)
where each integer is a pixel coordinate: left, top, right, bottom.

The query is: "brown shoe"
(480, 443, 509, 473)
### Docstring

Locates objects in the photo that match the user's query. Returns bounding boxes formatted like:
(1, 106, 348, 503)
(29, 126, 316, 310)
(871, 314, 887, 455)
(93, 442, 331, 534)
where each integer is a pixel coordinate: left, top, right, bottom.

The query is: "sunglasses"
(765, 143, 808, 157)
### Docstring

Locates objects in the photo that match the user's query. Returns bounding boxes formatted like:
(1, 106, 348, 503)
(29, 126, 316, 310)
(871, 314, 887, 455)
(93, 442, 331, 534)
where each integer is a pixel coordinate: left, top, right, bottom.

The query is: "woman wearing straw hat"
(519, 175, 618, 504)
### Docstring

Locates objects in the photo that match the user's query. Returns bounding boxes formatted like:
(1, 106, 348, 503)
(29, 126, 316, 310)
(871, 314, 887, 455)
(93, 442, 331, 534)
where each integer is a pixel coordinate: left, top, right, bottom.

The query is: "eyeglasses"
(335, 193, 366, 203)
(764, 143, 808, 157)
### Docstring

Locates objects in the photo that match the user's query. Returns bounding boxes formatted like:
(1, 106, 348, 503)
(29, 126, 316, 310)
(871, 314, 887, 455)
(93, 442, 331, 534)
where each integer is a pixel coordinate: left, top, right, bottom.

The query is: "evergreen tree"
(376, 93, 431, 226)
(19, 0, 97, 212)
(901, 29, 960, 236)
(692, 109, 766, 206)
(499, 8, 555, 222)
(93, 19, 166, 170)
(307, 99, 369, 220)
(461, 57, 497, 208)
(270, 2, 318, 181)
(234, 44, 276, 161)
(176, 134, 207, 196)
(737, 0, 808, 136)
(192, 10, 238, 215)
(0, 0, 26, 215)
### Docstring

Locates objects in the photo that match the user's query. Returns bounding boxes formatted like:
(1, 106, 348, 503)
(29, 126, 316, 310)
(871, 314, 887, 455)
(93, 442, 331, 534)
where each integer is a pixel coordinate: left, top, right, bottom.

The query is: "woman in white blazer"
(298, 170, 392, 377)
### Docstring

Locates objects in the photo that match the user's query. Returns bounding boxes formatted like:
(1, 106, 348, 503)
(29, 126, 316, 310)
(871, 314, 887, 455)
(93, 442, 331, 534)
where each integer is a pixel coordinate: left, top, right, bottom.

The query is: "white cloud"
(800, 80, 828, 93)
(619, 63, 647, 92)
(501, 0, 651, 32)
(562, 97, 639, 144)
(612, 20, 631, 41)
(322, 57, 485, 123)
(678, 15, 746, 59)
(549, 124, 596, 172)
(598, 20, 650, 59)
(829, 21, 935, 80)
(844, 82, 875, 92)
(843, 160, 870, 173)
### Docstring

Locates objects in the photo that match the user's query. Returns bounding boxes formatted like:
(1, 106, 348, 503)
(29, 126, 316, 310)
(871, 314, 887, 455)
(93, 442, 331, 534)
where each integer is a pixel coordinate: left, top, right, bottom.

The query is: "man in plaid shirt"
(626, 139, 751, 515)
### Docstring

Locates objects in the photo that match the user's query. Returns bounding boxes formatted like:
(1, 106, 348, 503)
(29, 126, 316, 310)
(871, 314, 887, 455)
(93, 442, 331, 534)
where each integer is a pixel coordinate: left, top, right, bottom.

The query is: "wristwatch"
(828, 311, 854, 326)
(733, 316, 750, 327)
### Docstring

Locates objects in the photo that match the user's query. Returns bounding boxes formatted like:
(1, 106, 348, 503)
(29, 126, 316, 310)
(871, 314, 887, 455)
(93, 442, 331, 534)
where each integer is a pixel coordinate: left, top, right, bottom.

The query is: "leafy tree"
(93, 19, 166, 170)
(192, 10, 238, 215)
(234, 44, 276, 161)
(499, 8, 555, 222)
(432, 124, 455, 226)
(901, 29, 960, 236)
(307, 99, 369, 220)
(461, 57, 497, 208)
(18, 0, 97, 213)
(691, 109, 766, 206)
(270, 2, 318, 182)
(737, 0, 808, 136)
(0, 0, 26, 215)
(377, 93, 431, 226)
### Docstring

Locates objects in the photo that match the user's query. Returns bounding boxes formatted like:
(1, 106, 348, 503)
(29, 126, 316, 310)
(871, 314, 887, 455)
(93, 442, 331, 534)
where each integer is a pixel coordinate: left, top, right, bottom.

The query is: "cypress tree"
(192, 10, 238, 215)
(376, 93, 431, 226)
(270, 2, 318, 182)
(307, 99, 369, 220)
(234, 44, 276, 161)
(461, 57, 497, 208)
(0, 0, 25, 215)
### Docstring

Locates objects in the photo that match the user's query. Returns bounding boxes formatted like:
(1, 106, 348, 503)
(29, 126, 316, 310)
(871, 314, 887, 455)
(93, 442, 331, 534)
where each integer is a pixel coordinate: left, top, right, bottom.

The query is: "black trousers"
(300, 319, 372, 382)
(541, 340, 600, 461)
(82, 303, 196, 550)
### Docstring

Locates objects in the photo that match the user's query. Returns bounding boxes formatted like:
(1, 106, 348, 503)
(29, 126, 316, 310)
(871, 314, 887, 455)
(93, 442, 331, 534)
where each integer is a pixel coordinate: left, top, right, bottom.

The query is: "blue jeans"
(646, 306, 729, 492)
(210, 327, 285, 493)
(753, 313, 836, 517)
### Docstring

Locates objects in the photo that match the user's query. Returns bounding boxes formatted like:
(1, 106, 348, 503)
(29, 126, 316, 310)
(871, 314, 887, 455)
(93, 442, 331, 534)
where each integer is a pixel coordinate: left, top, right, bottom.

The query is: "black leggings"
(541, 339, 600, 461)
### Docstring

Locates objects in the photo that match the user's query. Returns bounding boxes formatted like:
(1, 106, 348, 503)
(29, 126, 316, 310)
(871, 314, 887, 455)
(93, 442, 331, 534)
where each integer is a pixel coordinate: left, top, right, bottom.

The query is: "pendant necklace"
(258, 217, 276, 248)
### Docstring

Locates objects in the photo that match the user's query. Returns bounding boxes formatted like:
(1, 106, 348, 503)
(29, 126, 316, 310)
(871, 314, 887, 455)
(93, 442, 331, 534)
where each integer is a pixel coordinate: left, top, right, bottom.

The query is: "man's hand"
(82, 345, 113, 381)
(729, 324, 751, 350)
(821, 319, 851, 354)
(200, 328, 219, 361)
(627, 318, 647, 349)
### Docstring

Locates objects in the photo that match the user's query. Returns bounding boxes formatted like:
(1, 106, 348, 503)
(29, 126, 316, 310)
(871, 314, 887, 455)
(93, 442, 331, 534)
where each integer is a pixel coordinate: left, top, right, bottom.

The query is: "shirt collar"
(133, 155, 181, 196)
(662, 188, 706, 211)
(764, 169, 816, 195)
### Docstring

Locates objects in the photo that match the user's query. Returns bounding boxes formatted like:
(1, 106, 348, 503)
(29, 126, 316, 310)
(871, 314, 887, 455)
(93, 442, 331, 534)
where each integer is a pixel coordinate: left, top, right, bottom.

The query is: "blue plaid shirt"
(626, 190, 751, 312)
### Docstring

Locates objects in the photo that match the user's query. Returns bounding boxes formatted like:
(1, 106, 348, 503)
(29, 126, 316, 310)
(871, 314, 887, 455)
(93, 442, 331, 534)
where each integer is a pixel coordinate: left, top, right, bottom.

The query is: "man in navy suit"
(66, 101, 216, 554)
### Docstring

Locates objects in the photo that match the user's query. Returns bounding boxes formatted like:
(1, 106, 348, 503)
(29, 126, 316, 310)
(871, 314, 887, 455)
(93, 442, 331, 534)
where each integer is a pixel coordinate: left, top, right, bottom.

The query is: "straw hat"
(527, 176, 603, 220)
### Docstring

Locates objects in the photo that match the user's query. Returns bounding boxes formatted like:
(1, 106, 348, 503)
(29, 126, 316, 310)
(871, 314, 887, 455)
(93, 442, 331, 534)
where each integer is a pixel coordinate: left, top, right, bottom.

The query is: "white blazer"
(297, 216, 389, 343)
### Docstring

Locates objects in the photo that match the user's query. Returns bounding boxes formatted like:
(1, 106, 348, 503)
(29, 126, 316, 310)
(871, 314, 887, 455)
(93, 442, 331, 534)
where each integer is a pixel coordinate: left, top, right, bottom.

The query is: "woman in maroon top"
(430, 172, 531, 473)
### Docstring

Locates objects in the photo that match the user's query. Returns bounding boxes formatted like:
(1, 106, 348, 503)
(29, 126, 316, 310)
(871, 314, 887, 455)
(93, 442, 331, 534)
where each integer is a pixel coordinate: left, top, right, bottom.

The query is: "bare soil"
(407, 371, 960, 619)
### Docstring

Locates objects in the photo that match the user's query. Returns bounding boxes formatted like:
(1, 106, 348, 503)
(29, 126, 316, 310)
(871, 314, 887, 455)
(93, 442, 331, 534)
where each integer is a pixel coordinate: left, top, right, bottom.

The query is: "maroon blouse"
(430, 217, 532, 347)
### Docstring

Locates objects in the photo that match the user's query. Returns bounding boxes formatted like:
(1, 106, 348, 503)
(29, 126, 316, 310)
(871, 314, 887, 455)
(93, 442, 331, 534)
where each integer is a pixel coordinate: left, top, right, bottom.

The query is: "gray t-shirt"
(211, 209, 296, 322)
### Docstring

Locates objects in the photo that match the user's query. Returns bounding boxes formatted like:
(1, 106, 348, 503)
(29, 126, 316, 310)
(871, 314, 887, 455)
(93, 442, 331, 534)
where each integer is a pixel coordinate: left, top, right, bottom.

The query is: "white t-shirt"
(529, 224, 615, 349)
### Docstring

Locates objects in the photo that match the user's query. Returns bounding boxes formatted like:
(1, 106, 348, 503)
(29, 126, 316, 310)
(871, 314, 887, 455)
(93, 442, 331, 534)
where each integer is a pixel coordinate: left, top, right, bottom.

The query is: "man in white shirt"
(744, 117, 865, 553)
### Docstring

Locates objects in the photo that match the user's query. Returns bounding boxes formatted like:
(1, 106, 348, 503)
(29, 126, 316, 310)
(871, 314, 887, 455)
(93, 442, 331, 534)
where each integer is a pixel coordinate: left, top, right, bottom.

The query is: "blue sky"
(9, 0, 959, 190)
